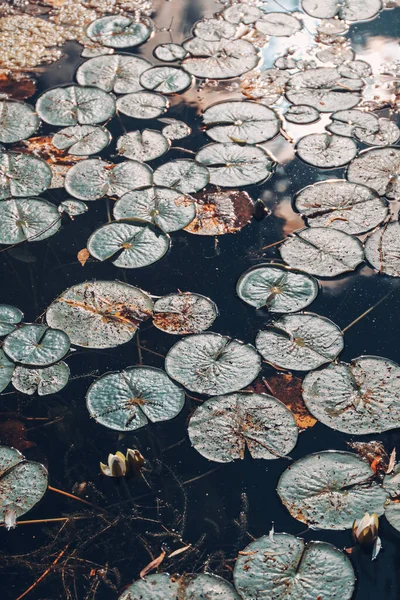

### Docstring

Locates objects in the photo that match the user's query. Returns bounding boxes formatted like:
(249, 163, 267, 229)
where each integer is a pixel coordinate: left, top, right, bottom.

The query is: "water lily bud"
(352, 512, 379, 546)
(100, 451, 127, 477)
(126, 449, 145, 475)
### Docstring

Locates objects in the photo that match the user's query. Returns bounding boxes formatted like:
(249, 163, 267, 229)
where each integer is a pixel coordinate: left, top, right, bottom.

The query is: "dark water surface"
(1, 1, 400, 598)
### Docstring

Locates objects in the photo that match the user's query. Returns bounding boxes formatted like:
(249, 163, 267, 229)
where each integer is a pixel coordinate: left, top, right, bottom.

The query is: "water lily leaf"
(87, 220, 170, 268)
(280, 227, 365, 277)
(301, 0, 382, 21)
(12, 361, 70, 396)
(0, 101, 39, 144)
(0, 349, 14, 393)
(153, 292, 218, 334)
(234, 534, 355, 600)
(327, 109, 379, 138)
(286, 67, 361, 112)
(58, 199, 88, 217)
(384, 501, 400, 532)
(365, 222, 400, 277)
(36, 86, 115, 126)
(303, 355, 400, 434)
(139, 66, 192, 94)
(188, 392, 298, 462)
(202, 100, 280, 144)
(256, 312, 343, 372)
(223, 5, 262, 24)
(182, 38, 260, 79)
(64, 158, 153, 200)
(316, 44, 354, 66)
(0, 198, 60, 244)
(255, 12, 302, 37)
(296, 133, 357, 168)
(0, 305, 23, 336)
(3, 324, 70, 367)
(0, 151, 52, 199)
(116, 91, 169, 119)
(116, 130, 170, 161)
(160, 119, 191, 140)
(154, 43, 187, 62)
(294, 180, 388, 234)
(86, 366, 185, 431)
(347, 147, 400, 199)
(277, 450, 388, 529)
(118, 573, 240, 600)
(284, 105, 320, 124)
(237, 264, 318, 312)
(153, 159, 209, 194)
(184, 190, 254, 235)
(338, 60, 372, 79)
(86, 15, 152, 48)
(355, 118, 400, 147)
(52, 125, 111, 156)
(165, 332, 261, 395)
(76, 54, 152, 93)
(46, 280, 153, 349)
(0, 446, 48, 524)
(113, 187, 195, 232)
(196, 143, 274, 187)
(383, 463, 400, 498)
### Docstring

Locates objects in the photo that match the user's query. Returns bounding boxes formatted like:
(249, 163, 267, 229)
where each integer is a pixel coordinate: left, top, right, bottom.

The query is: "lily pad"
(303, 355, 400, 434)
(255, 312, 343, 372)
(365, 222, 400, 277)
(184, 190, 254, 235)
(296, 133, 357, 168)
(279, 227, 365, 277)
(0, 101, 39, 144)
(58, 199, 88, 217)
(237, 264, 318, 312)
(0, 446, 48, 524)
(193, 17, 238, 41)
(86, 366, 185, 431)
(0, 305, 23, 336)
(86, 15, 152, 48)
(139, 66, 193, 94)
(0, 198, 61, 244)
(234, 534, 355, 600)
(52, 125, 111, 156)
(113, 187, 195, 233)
(12, 362, 70, 396)
(118, 573, 240, 600)
(202, 100, 280, 144)
(116, 130, 170, 162)
(338, 60, 372, 79)
(196, 143, 275, 187)
(384, 501, 400, 533)
(284, 105, 320, 124)
(255, 12, 302, 37)
(188, 392, 298, 462)
(116, 91, 169, 119)
(0, 349, 14, 393)
(294, 180, 388, 234)
(76, 54, 152, 94)
(301, 0, 382, 22)
(223, 5, 262, 24)
(153, 159, 209, 194)
(36, 86, 115, 126)
(87, 220, 170, 268)
(160, 119, 191, 140)
(327, 109, 379, 138)
(65, 158, 153, 200)
(277, 450, 388, 529)
(46, 280, 153, 349)
(154, 43, 187, 62)
(347, 147, 400, 200)
(3, 324, 70, 367)
(182, 38, 260, 79)
(355, 118, 400, 147)
(165, 332, 261, 395)
(153, 292, 218, 334)
(0, 151, 52, 199)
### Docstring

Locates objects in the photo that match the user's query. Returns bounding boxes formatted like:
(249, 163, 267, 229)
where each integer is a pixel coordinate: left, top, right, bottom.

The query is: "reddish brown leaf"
(11, 136, 83, 165)
(0, 419, 35, 452)
(139, 549, 166, 579)
(77, 248, 90, 267)
(0, 72, 36, 100)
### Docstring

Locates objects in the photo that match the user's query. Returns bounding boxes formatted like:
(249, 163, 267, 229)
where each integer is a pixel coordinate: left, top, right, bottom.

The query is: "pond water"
(0, 0, 400, 598)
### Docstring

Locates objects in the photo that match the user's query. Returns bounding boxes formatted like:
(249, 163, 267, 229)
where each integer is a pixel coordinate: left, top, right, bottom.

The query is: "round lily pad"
(36, 86, 115, 126)
(86, 15, 152, 48)
(0, 151, 52, 200)
(76, 54, 152, 93)
(223, 5, 262, 24)
(153, 292, 218, 334)
(3, 324, 70, 367)
(86, 366, 185, 431)
(0, 100, 39, 144)
(154, 43, 187, 62)
(113, 187, 195, 233)
(184, 190, 253, 235)
(355, 118, 400, 147)
(237, 264, 319, 312)
(116, 91, 169, 119)
(202, 100, 280, 144)
(160, 119, 191, 140)
(327, 109, 379, 138)
(301, 0, 382, 21)
(294, 180, 388, 234)
(365, 222, 400, 277)
(303, 355, 400, 434)
(234, 534, 355, 600)
(139, 66, 193, 94)
(118, 573, 240, 600)
(196, 143, 274, 187)
(255, 312, 343, 372)
(182, 38, 260, 79)
(12, 361, 70, 396)
(188, 392, 298, 462)
(193, 17, 238, 41)
(0, 198, 61, 244)
(153, 159, 209, 194)
(284, 105, 320, 124)
(279, 227, 365, 277)
(165, 332, 261, 395)
(277, 450, 388, 529)
(0, 349, 14, 393)
(58, 199, 88, 217)
(116, 130, 170, 162)
(255, 12, 302, 36)
(52, 125, 111, 156)
(46, 280, 153, 349)
(338, 60, 372, 79)
(0, 446, 48, 524)
(0, 305, 23, 336)
(87, 220, 170, 268)
(347, 147, 400, 200)
(296, 133, 357, 168)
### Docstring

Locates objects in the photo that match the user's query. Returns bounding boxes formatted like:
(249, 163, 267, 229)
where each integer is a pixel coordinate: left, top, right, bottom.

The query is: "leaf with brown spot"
(77, 248, 90, 267)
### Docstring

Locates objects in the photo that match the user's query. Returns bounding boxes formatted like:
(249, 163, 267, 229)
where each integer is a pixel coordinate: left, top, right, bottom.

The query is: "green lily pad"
(116, 130, 170, 162)
(58, 199, 88, 218)
(153, 43, 187, 62)
(301, 0, 382, 21)
(0, 151, 52, 199)
(12, 361, 70, 396)
(153, 292, 218, 334)
(118, 573, 240, 600)
(86, 15, 152, 48)
(0, 100, 39, 144)
(3, 324, 70, 367)
(255, 12, 302, 36)
(0, 349, 14, 393)
(76, 54, 152, 93)
(36, 85, 115, 126)
(296, 133, 357, 168)
(52, 125, 111, 156)
(0, 198, 60, 244)
(347, 147, 400, 200)
(365, 222, 400, 277)
(0, 305, 23, 336)
(153, 159, 209, 194)
(139, 66, 193, 94)
(182, 38, 260, 79)
(116, 91, 169, 119)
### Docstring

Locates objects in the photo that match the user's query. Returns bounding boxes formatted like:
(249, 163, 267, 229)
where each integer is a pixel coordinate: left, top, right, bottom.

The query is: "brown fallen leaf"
(77, 248, 90, 267)
(139, 549, 166, 579)
(0, 72, 36, 100)
(11, 136, 83, 165)
(0, 418, 35, 452)
(347, 441, 388, 477)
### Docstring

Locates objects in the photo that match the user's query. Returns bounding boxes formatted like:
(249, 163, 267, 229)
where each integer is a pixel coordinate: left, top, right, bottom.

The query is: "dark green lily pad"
(3, 324, 70, 367)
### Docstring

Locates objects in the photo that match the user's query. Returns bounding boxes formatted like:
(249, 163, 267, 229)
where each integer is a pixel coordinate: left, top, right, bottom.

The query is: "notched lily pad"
(365, 222, 400, 277)
(154, 43, 187, 62)
(184, 190, 254, 235)
(0, 151, 52, 199)
(296, 133, 357, 168)
(284, 105, 320, 125)
(36, 86, 115, 126)
(153, 292, 218, 335)
(182, 38, 260, 79)
(0, 198, 60, 244)
(255, 12, 302, 37)
(301, 0, 382, 22)
(76, 54, 152, 94)
(160, 119, 191, 140)
(52, 125, 111, 156)
(3, 324, 70, 367)
(153, 159, 209, 194)
(347, 147, 400, 200)
(139, 66, 193, 94)
(118, 573, 240, 600)
(0, 349, 15, 393)
(12, 362, 70, 396)
(0, 305, 23, 336)
(86, 15, 152, 48)
(0, 101, 39, 144)
(116, 130, 170, 162)
(116, 91, 169, 119)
